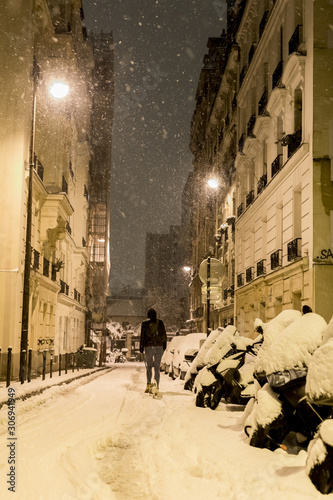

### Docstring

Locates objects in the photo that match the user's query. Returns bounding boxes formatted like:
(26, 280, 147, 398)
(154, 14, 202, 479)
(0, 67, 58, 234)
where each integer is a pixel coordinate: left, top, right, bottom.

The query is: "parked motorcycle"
(305, 316, 333, 494)
(184, 327, 224, 391)
(244, 312, 330, 452)
(195, 332, 262, 409)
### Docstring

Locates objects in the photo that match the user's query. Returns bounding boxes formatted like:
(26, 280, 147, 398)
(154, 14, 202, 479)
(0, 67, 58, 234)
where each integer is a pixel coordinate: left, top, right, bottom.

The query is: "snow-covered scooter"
(196, 336, 262, 409)
(305, 317, 333, 494)
(244, 312, 331, 451)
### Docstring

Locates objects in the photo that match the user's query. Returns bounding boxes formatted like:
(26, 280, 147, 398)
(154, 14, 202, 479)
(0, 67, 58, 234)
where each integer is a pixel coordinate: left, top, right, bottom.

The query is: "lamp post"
(20, 60, 69, 383)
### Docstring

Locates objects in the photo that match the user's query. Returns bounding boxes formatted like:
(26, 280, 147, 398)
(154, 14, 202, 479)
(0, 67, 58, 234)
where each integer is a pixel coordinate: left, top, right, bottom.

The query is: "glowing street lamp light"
(49, 81, 70, 99)
(183, 266, 191, 272)
(207, 178, 219, 189)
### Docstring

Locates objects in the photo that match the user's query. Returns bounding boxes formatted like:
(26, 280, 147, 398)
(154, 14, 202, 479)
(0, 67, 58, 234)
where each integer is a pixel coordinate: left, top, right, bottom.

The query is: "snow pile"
(247, 383, 283, 433)
(205, 325, 237, 367)
(306, 419, 333, 473)
(306, 316, 333, 402)
(256, 313, 327, 375)
(254, 309, 301, 373)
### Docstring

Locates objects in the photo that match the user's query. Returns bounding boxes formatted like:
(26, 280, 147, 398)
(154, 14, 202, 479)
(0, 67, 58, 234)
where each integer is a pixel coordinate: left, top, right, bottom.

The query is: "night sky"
(82, 0, 225, 292)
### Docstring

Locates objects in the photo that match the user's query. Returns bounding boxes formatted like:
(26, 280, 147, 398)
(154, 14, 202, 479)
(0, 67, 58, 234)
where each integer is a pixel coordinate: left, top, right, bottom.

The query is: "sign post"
(199, 258, 224, 335)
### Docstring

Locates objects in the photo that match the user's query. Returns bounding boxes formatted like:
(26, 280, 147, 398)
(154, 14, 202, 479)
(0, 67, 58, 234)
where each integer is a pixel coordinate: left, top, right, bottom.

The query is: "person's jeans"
(145, 345, 164, 387)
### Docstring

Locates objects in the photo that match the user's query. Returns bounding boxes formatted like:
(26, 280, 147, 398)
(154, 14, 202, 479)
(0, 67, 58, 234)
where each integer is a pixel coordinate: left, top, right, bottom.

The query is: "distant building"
(144, 226, 191, 328)
(87, 33, 114, 338)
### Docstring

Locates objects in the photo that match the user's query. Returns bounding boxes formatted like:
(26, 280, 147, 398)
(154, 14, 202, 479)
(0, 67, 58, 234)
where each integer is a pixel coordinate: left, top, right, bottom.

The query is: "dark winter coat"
(140, 318, 167, 353)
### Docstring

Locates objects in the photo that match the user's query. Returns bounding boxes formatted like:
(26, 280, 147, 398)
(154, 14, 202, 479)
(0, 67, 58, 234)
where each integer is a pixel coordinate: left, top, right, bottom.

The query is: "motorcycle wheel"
(195, 389, 205, 407)
(210, 380, 224, 410)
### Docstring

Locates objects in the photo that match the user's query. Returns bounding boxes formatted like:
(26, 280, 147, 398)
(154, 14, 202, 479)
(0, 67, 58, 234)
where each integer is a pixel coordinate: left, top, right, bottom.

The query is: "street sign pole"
(206, 257, 210, 335)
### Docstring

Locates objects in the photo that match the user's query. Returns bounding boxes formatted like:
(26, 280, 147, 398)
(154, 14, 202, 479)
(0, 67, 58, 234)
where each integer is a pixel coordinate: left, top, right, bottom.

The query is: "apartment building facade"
(0, 0, 113, 378)
(189, 0, 333, 336)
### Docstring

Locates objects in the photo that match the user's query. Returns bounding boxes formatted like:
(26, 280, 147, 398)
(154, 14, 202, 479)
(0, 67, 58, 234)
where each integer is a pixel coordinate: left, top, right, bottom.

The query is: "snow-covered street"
(0, 364, 330, 500)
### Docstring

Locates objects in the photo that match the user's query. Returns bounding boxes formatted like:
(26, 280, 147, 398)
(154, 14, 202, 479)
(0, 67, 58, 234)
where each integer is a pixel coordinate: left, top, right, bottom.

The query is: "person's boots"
(145, 383, 152, 393)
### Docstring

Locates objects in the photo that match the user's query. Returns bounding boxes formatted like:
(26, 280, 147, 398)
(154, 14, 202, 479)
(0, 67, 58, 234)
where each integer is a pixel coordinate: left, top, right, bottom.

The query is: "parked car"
(161, 335, 185, 374)
(180, 348, 199, 380)
(172, 333, 207, 379)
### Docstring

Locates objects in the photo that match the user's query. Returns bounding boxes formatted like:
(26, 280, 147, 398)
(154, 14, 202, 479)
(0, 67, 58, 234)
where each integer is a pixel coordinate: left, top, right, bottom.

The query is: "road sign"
(199, 258, 224, 284)
(201, 284, 223, 304)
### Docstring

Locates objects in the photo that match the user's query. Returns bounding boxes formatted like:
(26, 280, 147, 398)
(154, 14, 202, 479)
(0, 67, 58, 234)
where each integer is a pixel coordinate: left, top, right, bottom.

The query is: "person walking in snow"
(140, 308, 167, 393)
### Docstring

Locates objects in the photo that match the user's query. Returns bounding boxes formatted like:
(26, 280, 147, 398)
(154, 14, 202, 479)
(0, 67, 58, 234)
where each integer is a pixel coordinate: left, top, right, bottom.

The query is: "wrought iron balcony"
(33, 159, 44, 181)
(51, 264, 57, 281)
(239, 65, 247, 87)
(238, 132, 245, 153)
(248, 43, 257, 64)
(43, 257, 50, 278)
(246, 267, 254, 283)
(256, 259, 266, 277)
(237, 202, 244, 218)
(60, 280, 69, 295)
(62, 176, 68, 194)
(246, 190, 254, 207)
(287, 129, 302, 158)
(258, 90, 268, 116)
(232, 94, 237, 111)
(271, 249, 282, 270)
(287, 238, 302, 261)
(289, 25, 303, 55)
(257, 174, 267, 194)
(272, 60, 283, 89)
(237, 273, 244, 287)
(32, 249, 39, 270)
(271, 154, 283, 177)
(259, 10, 269, 38)
(247, 114, 256, 137)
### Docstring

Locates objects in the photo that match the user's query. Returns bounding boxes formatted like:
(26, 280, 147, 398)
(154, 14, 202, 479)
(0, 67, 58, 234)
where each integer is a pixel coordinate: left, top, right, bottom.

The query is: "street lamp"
(207, 177, 219, 189)
(20, 59, 70, 383)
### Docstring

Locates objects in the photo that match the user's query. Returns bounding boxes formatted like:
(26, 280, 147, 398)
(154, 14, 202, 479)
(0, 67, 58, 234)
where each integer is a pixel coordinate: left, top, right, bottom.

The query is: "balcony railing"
(257, 259, 266, 277)
(272, 60, 283, 89)
(257, 174, 267, 195)
(259, 10, 269, 38)
(33, 249, 40, 270)
(271, 249, 282, 270)
(34, 159, 44, 181)
(258, 90, 268, 116)
(60, 280, 69, 295)
(287, 129, 302, 158)
(248, 43, 257, 64)
(43, 257, 50, 278)
(287, 238, 302, 261)
(238, 133, 245, 153)
(237, 273, 244, 287)
(62, 176, 68, 194)
(247, 114, 256, 137)
(271, 154, 283, 177)
(237, 202, 244, 218)
(289, 25, 303, 55)
(239, 65, 247, 87)
(246, 190, 254, 207)
(246, 267, 254, 283)
(232, 94, 237, 112)
(51, 264, 57, 281)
